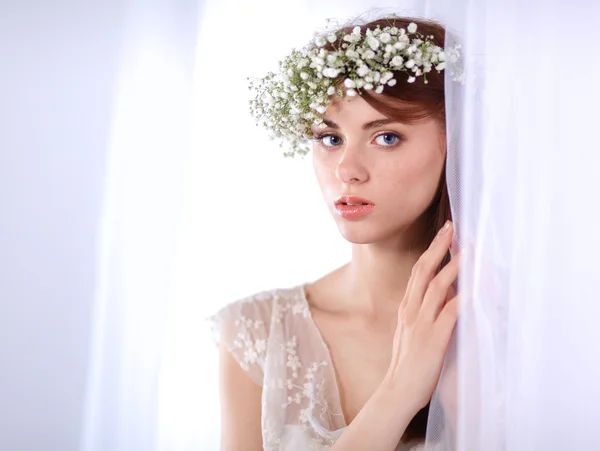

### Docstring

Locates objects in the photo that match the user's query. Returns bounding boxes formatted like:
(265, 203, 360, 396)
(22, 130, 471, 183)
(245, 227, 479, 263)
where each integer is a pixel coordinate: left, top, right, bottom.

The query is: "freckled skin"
(312, 95, 446, 246)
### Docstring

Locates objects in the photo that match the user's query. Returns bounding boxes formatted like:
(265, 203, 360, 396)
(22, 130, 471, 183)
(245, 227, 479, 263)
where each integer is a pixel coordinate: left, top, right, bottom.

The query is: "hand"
(384, 220, 460, 414)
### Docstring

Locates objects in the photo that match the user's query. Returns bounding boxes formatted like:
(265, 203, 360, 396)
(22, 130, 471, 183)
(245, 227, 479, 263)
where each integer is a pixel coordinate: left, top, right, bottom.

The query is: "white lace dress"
(210, 285, 427, 451)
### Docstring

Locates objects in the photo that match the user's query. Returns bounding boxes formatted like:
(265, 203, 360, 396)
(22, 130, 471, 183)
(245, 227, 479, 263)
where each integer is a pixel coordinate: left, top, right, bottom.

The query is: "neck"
(339, 226, 430, 317)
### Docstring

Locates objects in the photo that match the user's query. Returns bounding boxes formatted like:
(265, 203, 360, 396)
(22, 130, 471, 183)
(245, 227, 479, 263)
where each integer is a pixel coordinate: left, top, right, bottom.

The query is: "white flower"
(346, 49, 359, 58)
(407, 76, 416, 83)
(387, 79, 397, 86)
(323, 67, 340, 78)
(262, 93, 275, 105)
(438, 51, 446, 61)
(391, 55, 404, 67)
(313, 56, 325, 66)
(300, 72, 309, 80)
(316, 105, 327, 114)
(357, 65, 370, 77)
(381, 71, 393, 82)
(367, 36, 380, 51)
(379, 32, 391, 43)
(394, 41, 407, 50)
(327, 34, 337, 43)
(315, 37, 326, 47)
(407, 22, 418, 33)
(405, 59, 416, 68)
(346, 89, 357, 96)
(375, 85, 384, 94)
(364, 50, 376, 60)
(353, 26, 361, 35)
(344, 78, 356, 88)
(364, 83, 373, 90)
(327, 86, 336, 95)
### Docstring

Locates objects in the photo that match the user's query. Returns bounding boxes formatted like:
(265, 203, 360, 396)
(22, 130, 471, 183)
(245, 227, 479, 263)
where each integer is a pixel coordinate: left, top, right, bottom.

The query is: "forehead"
(324, 94, 384, 119)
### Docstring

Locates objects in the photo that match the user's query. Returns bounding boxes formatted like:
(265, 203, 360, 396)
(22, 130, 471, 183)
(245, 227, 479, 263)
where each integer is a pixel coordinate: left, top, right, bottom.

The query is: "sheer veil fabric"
(425, 1, 600, 449)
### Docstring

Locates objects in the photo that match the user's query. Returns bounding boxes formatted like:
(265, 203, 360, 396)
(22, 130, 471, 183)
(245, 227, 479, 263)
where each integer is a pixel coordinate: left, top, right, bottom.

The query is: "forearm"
(330, 381, 417, 451)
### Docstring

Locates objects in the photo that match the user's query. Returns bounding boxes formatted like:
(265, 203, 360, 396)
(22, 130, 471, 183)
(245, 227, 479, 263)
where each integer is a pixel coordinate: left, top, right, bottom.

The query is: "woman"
(210, 16, 461, 451)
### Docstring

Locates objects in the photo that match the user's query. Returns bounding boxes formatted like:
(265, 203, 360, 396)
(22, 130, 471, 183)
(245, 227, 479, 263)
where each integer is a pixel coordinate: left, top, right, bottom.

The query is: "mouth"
(333, 195, 375, 220)
(334, 195, 374, 207)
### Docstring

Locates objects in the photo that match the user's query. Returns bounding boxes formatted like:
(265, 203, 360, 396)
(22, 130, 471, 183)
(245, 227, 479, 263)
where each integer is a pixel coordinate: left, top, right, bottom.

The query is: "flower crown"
(248, 22, 460, 158)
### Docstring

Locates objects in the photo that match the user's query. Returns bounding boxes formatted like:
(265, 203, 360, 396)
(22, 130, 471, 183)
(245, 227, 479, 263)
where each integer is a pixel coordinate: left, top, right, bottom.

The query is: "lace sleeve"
(209, 291, 273, 386)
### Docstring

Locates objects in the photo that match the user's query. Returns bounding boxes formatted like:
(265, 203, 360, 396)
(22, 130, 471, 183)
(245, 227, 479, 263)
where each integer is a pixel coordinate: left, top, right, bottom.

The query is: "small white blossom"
(346, 88, 357, 96)
(364, 50, 376, 60)
(316, 106, 327, 114)
(391, 55, 404, 67)
(367, 36, 380, 51)
(357, 65, 370, 77)
(375, 85, 384, 94)
(327, 34, 337, 43)
(364, 83, 374, 90)
(407, 76, 416, 83)
(262, 93, 274, 105)
(344, 78, 356, 88)
(405, 59, 416, 68)
(387, 79, 397, 86)
(327, 86, 336, 95)
(407, 22, 418, 33)
(300, 72, 309, 80)
(323, 67, 340, 78)
(380, 32, 391, 43)
(353, 26, 361, 35)
(315, 37, 326, 47)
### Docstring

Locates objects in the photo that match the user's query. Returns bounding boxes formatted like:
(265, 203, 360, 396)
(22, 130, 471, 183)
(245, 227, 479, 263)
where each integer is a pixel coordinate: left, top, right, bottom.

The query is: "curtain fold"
(80, 1, 200, 450)
(425, 1, 600, 449)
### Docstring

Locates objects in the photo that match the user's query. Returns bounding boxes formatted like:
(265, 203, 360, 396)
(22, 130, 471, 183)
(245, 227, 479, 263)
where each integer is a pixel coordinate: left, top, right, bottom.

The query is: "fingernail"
(438, 220, 451, 236)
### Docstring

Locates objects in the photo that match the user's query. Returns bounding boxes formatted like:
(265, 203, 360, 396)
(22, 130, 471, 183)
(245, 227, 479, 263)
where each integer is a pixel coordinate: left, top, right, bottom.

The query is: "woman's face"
(312, 94, 446, 245)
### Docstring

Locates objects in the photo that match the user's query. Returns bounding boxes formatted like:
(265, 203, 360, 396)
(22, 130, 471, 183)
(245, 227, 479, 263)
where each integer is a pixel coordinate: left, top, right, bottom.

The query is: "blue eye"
(374, 133, 401, 146)
(316, 134, 343, 148)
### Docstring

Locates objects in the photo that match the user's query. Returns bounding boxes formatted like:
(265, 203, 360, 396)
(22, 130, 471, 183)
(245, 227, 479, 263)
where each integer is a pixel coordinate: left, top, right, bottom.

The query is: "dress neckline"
(296, 283, 349, 430)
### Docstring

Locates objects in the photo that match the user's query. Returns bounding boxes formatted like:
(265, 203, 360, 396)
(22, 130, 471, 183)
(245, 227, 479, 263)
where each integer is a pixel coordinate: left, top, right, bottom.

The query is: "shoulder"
(209, 285, 308, 385)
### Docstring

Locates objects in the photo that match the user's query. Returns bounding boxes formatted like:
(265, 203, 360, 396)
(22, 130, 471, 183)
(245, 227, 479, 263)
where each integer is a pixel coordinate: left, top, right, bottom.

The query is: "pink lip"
(334, 195, 375, 220)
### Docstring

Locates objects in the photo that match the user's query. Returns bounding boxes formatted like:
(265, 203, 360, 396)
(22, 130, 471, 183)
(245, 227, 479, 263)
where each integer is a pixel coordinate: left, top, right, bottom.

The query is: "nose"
(335, 147, 369, 185)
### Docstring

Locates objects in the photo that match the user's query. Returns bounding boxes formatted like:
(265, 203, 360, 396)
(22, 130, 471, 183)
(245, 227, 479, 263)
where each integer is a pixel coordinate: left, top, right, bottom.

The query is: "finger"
(404, 221, 454, 319)
(435, 294, 459, 347)
(421, 251, 461, 321)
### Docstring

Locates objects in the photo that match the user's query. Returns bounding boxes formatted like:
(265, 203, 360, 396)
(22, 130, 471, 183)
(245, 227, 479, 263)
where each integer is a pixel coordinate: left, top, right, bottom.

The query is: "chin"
(336, 222, 389, 244)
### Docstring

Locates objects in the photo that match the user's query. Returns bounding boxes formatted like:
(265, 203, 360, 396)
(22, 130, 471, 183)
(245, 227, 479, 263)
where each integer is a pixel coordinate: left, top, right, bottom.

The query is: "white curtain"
(425, 0, 600, 450)
(80, 0, 202, 449)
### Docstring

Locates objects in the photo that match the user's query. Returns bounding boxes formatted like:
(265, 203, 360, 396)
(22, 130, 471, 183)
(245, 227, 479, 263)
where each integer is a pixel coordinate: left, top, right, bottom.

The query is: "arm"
(218, 343, 263, 451)
(329, 381, 416, 451)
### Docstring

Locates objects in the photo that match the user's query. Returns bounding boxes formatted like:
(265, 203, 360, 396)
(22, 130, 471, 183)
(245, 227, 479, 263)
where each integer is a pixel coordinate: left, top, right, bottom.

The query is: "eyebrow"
(321, 118, 397, 130)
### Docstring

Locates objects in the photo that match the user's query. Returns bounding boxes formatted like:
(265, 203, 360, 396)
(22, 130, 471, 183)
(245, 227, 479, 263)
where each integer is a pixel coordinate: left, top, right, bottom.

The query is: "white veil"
(426, 0, 600, 449)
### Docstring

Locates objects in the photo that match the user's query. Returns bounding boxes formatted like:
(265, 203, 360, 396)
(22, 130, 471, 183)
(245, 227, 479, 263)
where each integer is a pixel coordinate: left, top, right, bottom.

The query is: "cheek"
(386, 151, 444, 206)
(312, 152, 336, 193)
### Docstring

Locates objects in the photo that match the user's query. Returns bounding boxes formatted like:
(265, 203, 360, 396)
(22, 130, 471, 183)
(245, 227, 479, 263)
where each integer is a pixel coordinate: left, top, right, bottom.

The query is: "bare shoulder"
(218, 342, 263, 451)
